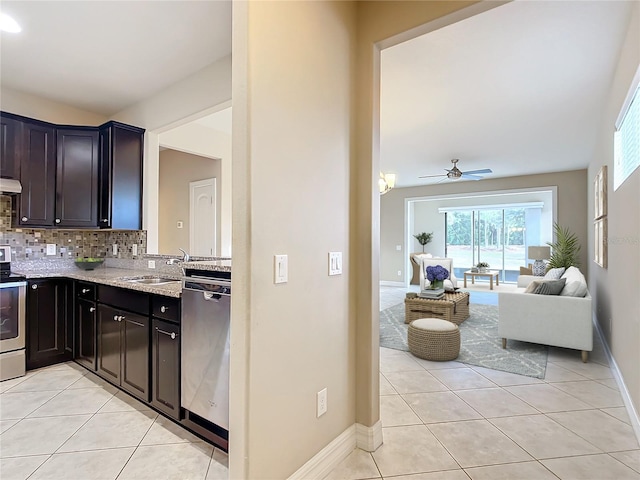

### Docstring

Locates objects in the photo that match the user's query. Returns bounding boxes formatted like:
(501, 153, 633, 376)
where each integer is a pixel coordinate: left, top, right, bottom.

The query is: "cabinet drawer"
(97, 285, 149, 315)
(76, 281, 96, 301)
(152, 296, 180, 323)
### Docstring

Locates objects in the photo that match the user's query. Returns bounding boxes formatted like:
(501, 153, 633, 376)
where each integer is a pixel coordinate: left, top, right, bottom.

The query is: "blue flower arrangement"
(426, 265, 450, 282)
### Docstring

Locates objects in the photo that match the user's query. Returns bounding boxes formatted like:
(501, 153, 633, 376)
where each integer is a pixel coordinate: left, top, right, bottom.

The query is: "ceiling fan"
(419, 158, 493, 181)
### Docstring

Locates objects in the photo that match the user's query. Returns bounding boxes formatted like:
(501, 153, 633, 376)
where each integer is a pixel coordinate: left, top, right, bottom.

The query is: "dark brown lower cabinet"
(26, 279, 72, 370)
(76, 298, 97, 370)
(97, 304, 149, 402)
(151, 319, 181, 419)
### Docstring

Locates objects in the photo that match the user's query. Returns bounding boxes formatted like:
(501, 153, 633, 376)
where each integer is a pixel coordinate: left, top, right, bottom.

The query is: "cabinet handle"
(31, 284, 38, 290)
(89, 307, 96, 313)
(21, 216, 28, 222)
(113, 314, 119, 321)
(156, 327, 178, 340)
(101, 219, 108, 223)
(55, 218, 61, 224)
(82, 288, 90, 294)
(126, 318, 146, 327)
(160, 306, 168, 313)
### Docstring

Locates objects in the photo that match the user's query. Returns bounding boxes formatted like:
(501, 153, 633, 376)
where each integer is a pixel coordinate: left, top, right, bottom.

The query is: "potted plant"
(426, 265, 449, 290)
(546, 222, 581, 270)
(413, 232, 433, 253)
(476, 261, 490, 272)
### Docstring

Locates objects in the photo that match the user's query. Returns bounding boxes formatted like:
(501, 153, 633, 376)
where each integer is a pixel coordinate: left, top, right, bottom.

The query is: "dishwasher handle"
(183, 278, 231, 297)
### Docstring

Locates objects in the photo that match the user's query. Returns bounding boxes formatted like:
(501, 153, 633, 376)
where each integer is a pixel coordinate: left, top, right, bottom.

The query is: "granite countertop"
(12, 258, 232, 298)
(14, 267, 183, 298)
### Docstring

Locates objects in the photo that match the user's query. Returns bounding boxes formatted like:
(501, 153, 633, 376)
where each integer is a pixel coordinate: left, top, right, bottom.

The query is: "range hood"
(0, 178, 22, 194)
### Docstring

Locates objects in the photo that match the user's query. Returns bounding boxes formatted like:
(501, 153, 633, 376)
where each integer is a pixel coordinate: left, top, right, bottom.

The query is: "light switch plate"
(112, 244, 118, 255)
(46, 244, 56, 256)
(132, 244, 138, 256)
(274, 254, 288, 284)
(329, 252, 342, 276)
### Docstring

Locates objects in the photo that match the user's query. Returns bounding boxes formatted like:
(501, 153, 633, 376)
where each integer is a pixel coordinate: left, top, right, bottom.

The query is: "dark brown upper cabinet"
(99, 122, 145, 230)
(55, 128, 99, 227)
(18, 120, 57, 227)
(0, 114, 23, 180)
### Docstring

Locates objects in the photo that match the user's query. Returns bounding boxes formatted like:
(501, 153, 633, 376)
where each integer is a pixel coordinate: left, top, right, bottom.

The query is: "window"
(614, 66, 640, 190)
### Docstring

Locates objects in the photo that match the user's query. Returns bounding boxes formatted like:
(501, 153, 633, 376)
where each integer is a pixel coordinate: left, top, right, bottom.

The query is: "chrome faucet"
(166, 248, 190, 265)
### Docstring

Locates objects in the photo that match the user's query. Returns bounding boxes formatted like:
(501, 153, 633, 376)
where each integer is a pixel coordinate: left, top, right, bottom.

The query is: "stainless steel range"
(0, 245, 27, 381)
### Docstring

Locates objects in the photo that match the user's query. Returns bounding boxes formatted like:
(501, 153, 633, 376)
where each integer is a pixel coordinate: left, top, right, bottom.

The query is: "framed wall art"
(594, 165, 607, 219)
(594, 218, 607, 268)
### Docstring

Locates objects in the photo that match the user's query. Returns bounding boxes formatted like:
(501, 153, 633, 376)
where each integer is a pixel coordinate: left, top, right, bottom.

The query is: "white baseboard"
(286, 422, 384, 479)
(594, 320, 640, 443)
(287, 424, 356, 480)
(380, 281, 405, 287)
(356, 421, 383, 451)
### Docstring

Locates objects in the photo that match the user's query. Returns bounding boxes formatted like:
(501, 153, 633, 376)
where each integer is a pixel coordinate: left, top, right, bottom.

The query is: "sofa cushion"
(544, 267, 565, 280)
(524, 278, 567, 295)
(533, 278, 566, 295)
(560, 266, 588, 297)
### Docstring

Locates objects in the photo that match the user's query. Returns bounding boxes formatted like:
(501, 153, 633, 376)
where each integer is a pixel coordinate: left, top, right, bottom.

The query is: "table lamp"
(528, 246, 551, 276)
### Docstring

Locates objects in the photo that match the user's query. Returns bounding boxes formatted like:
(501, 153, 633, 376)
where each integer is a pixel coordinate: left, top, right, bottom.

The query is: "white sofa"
(498, 266, 593, 362)
(416, 256, 458, 291)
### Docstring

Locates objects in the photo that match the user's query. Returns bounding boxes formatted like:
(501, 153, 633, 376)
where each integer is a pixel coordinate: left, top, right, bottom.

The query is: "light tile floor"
(0, 362, 228, 480)
(325, 285, 640, 480)
(2, 286, 638, 479)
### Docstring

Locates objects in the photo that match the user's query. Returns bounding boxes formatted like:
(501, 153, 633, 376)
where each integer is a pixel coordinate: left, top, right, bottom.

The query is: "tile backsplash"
(0, 195, 146, 261)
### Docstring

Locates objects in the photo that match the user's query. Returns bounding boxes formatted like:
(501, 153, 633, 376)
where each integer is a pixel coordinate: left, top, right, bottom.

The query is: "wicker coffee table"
(404, 291, 470, 325)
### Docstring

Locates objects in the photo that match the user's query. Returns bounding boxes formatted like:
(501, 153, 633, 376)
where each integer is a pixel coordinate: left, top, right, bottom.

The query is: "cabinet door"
(76, 298, 97, 371)
(56, 128, 99, 227)
(98, 123, 144, 229)
(121, 311, 149, 401)
(0, 114, 22, 179)
(151, 319, 180, 419)
(97, 304, 122, 384)
(26, 279, 71, 370)
(18, 122, 56, 226)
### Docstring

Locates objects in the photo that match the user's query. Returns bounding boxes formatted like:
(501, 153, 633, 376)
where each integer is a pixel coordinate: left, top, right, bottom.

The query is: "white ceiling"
(381, 1, 634, 187)
(0, 1, 633, 186)
(0, 1, 231, 116)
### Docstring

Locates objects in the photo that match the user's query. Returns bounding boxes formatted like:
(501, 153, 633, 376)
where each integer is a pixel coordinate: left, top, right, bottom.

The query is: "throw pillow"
(560, 266, 588, 297)
(524, 280, 542, 294)
(519, 266, 533, 275)
(544, 267, 565, 280)
(533, 278, 566, 295)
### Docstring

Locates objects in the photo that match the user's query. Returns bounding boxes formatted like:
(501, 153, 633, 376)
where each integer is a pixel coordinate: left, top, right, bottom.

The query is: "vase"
(430, 280, 444, 290)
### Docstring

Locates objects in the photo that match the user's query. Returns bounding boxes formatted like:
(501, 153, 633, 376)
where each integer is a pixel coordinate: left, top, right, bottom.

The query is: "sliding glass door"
(446, 207, 529, 283)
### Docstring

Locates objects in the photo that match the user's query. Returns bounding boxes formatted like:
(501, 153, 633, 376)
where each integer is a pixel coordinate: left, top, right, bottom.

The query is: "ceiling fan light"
(379, 172, 396, 194)
(385, 173, 396, 189)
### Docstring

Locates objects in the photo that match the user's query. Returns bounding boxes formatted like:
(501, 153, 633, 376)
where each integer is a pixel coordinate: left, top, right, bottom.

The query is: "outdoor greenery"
(546, 222, 581, 270)
(413, 232, 433, 252)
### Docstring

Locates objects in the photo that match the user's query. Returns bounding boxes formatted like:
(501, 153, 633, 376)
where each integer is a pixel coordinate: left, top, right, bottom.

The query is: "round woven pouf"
(408, 318, 460, 361)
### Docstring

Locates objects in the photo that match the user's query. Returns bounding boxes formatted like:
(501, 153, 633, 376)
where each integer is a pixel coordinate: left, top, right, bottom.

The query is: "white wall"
(588, 1, 640, 428)
(231, 2, 356, 478)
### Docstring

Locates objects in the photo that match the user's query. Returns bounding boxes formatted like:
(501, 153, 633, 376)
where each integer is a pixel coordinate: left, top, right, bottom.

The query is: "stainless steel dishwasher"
(181, 272, 230, 431)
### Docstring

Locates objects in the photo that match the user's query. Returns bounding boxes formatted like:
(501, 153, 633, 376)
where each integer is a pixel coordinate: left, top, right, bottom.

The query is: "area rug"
(380, 302, 548, 378)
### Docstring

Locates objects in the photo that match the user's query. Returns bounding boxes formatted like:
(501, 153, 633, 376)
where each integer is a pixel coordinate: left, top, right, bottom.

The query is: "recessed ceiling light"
(1, 13, 22, 33)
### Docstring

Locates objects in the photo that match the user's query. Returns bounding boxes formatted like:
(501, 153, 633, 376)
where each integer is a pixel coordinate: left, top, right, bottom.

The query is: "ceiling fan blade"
(418, 173, 446, 178)
(461, 173, 483, 180)
(463, 168, 492, 175)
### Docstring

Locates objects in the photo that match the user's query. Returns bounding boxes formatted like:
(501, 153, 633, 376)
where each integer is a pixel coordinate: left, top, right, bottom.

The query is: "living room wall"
(380, 170, 588, 283)
(588, 1, 639, 432)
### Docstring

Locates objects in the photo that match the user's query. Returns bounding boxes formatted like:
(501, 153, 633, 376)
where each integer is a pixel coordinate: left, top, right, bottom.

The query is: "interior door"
(189, 178, 216, 256)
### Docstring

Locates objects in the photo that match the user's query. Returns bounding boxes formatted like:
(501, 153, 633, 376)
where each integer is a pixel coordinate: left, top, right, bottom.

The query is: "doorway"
(189, 178, 217, 256)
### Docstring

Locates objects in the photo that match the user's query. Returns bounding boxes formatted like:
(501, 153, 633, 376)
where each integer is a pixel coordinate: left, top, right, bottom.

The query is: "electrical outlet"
(396, 244, 402, 251)
(177, 221, 184, 229)
(46, 244, 56, 256)
(132, 244, 138, 256)
(112, 244, 118, 255)
(397, 270, 402, 276)
(317, 388, 327, 417)
(148, 260, 156, 269)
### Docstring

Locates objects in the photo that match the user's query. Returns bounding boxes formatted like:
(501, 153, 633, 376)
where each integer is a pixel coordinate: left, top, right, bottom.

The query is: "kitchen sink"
(123, 277, 181, 285)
